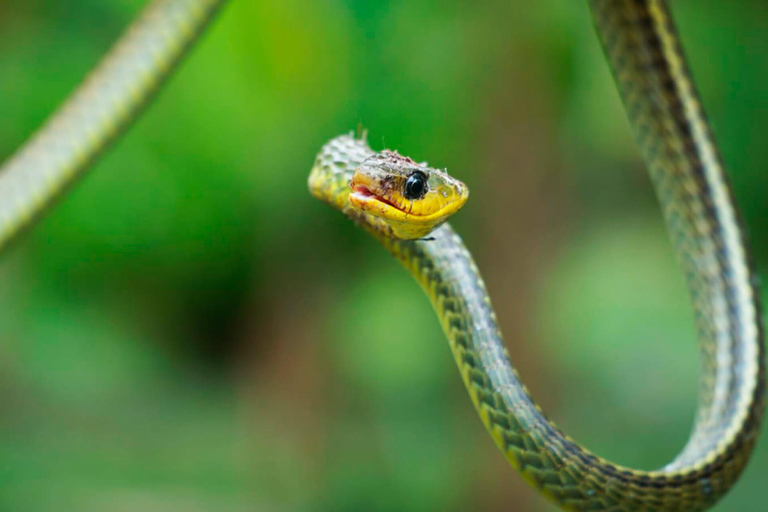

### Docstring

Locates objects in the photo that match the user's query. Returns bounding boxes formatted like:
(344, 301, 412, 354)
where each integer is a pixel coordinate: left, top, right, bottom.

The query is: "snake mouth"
(349, 183, 404, 212)
(348, 173, 467, 230)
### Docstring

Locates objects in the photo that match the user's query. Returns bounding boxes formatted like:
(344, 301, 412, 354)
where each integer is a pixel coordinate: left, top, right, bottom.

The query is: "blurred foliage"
(0, 0, 767, 511)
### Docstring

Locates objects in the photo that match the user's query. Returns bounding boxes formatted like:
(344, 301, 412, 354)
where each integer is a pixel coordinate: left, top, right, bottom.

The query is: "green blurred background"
(1, 0, 767, 510)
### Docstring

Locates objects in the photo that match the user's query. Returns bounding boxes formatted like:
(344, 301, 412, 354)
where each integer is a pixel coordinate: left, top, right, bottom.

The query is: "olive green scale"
(0, 0, 225, 253)
(0, 0, 763, 511)
(310, 2, 764, 509)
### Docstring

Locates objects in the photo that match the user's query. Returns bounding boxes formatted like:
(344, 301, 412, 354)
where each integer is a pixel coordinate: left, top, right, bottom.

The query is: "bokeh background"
(1, 0, 767, 510)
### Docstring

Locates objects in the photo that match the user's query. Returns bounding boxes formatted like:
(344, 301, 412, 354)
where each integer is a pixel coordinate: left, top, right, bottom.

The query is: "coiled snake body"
(1, 1, 764, 511)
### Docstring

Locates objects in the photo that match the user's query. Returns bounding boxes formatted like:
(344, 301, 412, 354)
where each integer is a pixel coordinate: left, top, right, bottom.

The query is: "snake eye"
(404, 171, 428, 200)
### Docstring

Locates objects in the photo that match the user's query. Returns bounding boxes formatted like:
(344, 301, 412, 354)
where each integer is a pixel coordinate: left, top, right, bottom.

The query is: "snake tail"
(0, 0, 227, 253)
(590, 0, 765, 490)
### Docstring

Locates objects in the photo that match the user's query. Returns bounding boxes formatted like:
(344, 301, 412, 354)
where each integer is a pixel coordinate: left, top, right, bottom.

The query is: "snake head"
(349, 151, 469, 240)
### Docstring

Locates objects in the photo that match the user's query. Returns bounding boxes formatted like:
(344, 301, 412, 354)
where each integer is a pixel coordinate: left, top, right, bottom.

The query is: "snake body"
(0, 0, 764, 510)
(311, 2, 765, 510)
(0, 0, 225, 252)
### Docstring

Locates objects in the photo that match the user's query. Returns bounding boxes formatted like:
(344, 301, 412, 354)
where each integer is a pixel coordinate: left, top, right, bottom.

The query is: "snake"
(0, 1, 764, 511)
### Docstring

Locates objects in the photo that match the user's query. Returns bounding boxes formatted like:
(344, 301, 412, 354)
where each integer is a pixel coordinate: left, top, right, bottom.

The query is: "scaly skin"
(0, 0, 762, 510)
(0, 0, 227, 252)
(309, 2, 764, 507)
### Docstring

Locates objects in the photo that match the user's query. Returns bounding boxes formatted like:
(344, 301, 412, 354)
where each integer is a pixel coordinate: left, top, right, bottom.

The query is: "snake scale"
(0, 0, 225, 252)
(1, 1, 764, 511)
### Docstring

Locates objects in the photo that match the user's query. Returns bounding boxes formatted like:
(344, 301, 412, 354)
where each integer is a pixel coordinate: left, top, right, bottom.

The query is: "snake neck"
(308, 134, 404, 241)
